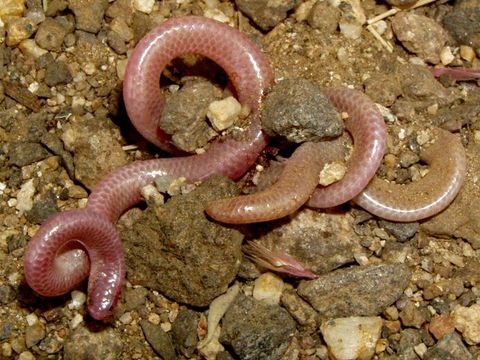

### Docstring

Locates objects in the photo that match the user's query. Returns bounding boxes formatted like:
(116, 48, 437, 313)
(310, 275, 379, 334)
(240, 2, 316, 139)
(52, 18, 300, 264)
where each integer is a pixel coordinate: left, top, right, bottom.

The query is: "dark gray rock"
(424, 332, 473, 360)
(160, 79, 221, 152)
(7, 142, 51, 167)
(122, 177, 243, 306)
(220, 294, 296, 360)
(140, 320, 176, 360)
(0, 323, 12, 341)
(40, 132, 75, 179)
(0, 109, 46, 142)
(0, 284, 16, 304)
(379, 220, 419, 242)
(390, 328, 423, 359)
(63, 326, 123, 360)
(443, 0, 480, 52)
(45, 60, 73, 86)
(432, 103, 480, 132)
(280, 289, 317, 328)
(25, 190, 59, 225)
(235, 0, 298, 31)
(297, 263, 411, 319)
(172, 309, 198, 357)
(261, 79, 343, 143)
(7, 233, 28, 253)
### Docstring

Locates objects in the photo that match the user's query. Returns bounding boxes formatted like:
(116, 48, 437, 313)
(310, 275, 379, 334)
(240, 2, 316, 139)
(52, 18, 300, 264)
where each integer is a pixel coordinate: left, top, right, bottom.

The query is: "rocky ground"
(0, 0, 480, 359)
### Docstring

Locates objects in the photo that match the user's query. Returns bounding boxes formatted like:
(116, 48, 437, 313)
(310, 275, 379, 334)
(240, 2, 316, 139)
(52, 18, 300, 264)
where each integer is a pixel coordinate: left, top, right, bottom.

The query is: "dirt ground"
(0, 0, 479, 359)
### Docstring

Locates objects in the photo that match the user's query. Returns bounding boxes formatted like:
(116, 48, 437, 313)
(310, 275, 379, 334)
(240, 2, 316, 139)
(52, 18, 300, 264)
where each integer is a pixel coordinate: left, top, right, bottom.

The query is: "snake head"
(243, 241, 317, 280)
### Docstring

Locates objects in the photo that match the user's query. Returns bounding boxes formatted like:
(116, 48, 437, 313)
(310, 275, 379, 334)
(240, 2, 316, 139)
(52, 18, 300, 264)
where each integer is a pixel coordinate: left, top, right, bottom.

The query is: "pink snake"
(24, 16, 466, 320)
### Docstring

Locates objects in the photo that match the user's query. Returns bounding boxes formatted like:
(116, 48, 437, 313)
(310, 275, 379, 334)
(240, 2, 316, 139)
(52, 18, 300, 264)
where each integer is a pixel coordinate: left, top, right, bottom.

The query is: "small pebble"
(16, 179, 35, 214)
(203, 8, 230, 23)
(25, 322, 46, 348)
(160, 322, 172, 332)
(1, 342, 12, 357)
(70, 313, 83, 329)
(339, 22, 363, 39)
(416, 130, 431, 145)
(452, 304, 480, 345)
(167, 177, 186, 196)
(18, 351, 35, 360)
(68, 290, 87, 310)
(253, 272, 284, 306)
(133, 0, 155, 14)
(207, 96, 242, 132)
(25, 313, 39, 326)
(320, 316, 383, 360)
(68, 185, 88, 199)
(0, 0, 25, 18)
(6, 17, 37, 46)
(459, 45, 475, 62)
(148, 313, 161, 325)
(428, 314, 455, 340)
(319, 161, 346, 186)
(119, 312, 133, 325)
(440, 46, 455, 65)
(141, 184, 164, 207)
(116, 59, 128, 81)
(413, 343, 427, 358)
(18, 39, 48, 58)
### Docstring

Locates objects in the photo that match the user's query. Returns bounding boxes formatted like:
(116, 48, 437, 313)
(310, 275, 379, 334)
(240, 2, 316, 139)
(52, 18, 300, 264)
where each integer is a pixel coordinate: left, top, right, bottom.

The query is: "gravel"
(0, 0, 478, 358)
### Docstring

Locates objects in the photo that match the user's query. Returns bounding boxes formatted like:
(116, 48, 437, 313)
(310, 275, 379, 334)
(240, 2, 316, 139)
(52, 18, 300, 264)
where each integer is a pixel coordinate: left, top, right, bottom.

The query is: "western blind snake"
(25, 15, 274, 320)
(24, 15, 466, 319)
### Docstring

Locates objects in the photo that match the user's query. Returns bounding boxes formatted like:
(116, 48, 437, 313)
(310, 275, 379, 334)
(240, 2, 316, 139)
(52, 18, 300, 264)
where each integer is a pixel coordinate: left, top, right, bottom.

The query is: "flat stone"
(261, 78, 343, 143)
(424, 332, 473, 360)
(140, 320, 176, 360)
(122, 177, 243, 306)
(297, 263, 411, 319)
(7, 142, 51, 167)
(391, 12, 449, 64)
(256, 209, 363, 275)
(171, 309, 198, 358)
